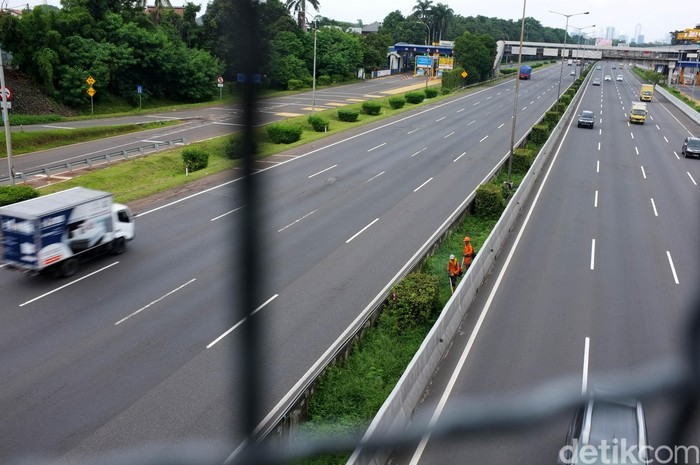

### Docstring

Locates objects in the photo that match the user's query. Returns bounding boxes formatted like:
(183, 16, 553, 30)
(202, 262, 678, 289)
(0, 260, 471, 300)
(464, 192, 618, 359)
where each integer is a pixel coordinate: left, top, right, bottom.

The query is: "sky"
(14, 0, 697, 44)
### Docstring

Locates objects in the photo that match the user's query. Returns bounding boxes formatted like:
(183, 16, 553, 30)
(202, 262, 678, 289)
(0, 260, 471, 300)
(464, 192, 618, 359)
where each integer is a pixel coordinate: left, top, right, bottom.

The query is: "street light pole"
(550, 10, 589, 103)
(0, 46, 14, 184)
(570, 24, 595, 78)
(416, 21, 431, 86)
(305, 14, 320, 113)
(506, 0, 527, 188)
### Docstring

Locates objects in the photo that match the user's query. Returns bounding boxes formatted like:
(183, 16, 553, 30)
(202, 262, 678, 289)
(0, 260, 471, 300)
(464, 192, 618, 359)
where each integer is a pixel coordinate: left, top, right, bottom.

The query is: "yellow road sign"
(86, 76, 96, 86)
(87, 87, 96, 97)
(461, 71, 468, 78)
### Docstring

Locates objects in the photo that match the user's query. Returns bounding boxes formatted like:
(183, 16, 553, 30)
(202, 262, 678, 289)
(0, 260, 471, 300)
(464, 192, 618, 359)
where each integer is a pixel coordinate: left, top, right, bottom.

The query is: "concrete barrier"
(654, 85, 700, 126)
(348, 72, 589, 465)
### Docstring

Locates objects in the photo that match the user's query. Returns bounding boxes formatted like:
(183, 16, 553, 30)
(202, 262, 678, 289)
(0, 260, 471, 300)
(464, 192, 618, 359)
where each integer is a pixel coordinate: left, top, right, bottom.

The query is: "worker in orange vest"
(448, 254, 461, 293)
(462, 236, 475, 273)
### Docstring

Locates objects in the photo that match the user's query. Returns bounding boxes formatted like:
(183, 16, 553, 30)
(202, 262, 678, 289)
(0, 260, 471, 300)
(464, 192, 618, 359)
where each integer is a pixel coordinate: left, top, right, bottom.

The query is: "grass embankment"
(0, 120, 180, 155)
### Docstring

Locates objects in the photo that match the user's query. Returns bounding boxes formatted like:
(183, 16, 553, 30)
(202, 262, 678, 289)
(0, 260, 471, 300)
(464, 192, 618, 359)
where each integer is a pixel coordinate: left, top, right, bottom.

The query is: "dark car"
(559, 391, 648, 465)
(681, 136, 700, 158)
(577, 110, 595, 129)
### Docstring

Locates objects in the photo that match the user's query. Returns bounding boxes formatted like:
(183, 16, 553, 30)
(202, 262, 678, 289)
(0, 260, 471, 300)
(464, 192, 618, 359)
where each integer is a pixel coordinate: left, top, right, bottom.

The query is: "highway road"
(397, 62, 700, 464)
(0, 65, 577, 461)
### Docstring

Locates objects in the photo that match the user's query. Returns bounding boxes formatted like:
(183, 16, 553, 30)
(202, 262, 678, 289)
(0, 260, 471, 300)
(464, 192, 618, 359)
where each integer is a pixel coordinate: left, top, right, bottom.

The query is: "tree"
(411, 0, 433, 44)
(148, 0, 173, 27)
(362, 32, 392, 70)
(453, 31, 496, 83)
(430, 2, 453, 42)
(315, 27, 363, 78)
(285, 0, 320, 32)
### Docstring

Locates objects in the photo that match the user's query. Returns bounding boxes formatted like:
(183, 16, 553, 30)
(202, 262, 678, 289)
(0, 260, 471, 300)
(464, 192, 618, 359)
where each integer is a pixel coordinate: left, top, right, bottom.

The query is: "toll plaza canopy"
(388, 42, 454, 75)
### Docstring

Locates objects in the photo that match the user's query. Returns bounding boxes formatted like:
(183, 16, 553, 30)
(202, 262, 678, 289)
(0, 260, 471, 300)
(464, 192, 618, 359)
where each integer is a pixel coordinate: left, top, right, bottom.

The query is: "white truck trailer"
(0, 187, 134, 277)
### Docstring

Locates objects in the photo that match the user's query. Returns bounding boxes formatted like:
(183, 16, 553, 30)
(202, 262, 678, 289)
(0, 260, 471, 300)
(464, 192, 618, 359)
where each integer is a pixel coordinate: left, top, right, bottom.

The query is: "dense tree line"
(0, 0, 229, 108)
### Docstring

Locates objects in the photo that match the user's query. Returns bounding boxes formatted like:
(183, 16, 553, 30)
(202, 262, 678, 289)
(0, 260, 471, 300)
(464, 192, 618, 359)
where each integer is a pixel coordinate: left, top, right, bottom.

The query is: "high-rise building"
(637, 34, 645, 44)
(605, 26, 616, 40)
(634, 24, 642, 43)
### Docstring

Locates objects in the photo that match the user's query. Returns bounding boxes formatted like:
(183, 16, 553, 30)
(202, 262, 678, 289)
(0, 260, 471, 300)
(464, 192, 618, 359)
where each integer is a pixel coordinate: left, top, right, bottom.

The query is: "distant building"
(145, 5, 187, 17)
(605, 26, 615, 40)
(637, 34, 645, 44)
(361, 22, 381, 34)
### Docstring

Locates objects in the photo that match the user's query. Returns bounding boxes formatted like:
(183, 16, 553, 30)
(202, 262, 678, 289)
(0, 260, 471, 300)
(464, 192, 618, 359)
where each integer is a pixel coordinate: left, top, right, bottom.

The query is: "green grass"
(0, 121, 180, 155)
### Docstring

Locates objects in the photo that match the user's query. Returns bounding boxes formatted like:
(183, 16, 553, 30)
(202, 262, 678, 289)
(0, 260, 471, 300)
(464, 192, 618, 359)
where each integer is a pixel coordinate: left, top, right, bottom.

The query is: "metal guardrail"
(0, 137, 186, 185)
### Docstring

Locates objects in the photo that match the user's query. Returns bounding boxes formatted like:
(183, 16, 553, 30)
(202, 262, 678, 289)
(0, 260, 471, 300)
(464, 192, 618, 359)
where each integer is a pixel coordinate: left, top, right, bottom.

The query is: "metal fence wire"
(12, 1, 700, 463)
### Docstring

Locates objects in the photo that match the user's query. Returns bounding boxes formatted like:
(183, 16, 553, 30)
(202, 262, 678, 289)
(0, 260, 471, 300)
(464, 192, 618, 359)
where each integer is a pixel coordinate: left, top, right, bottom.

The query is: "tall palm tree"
(286, 0, 320, 32)
(412, 0, 433, 44)
(430, 3, 453, 42)
(149, 0, 173, 27)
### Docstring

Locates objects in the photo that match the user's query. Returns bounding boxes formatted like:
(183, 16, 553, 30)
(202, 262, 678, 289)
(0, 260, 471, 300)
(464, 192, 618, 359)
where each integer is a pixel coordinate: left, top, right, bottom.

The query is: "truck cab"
(629, 102, 647, 124)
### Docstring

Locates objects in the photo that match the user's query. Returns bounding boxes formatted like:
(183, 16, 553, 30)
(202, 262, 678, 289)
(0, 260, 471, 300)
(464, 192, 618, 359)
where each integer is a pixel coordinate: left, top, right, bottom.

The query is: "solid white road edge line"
(115, 278, 197, 325)
(19, 262, 120, 307)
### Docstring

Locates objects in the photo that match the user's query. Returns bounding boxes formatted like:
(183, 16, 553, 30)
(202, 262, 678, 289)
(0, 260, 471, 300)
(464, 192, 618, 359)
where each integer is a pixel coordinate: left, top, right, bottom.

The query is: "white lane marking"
(497, 123, 505, 129)
(278, 209, 318, 232)
(656, 124, 660, 130)
(486, 96, 492, 100)
(414, 177, 433, 192)
(522, 106, 527, 111)
(479, 135, 488, 143)
(346, 218, 379, 243)
(640, 166, 647, 179)
(630, 132, 634, 140)
(590, 239, 596, 270)
(599, 128, 602, 136)
(688, 172, 697, 186)
(594, 190, 598, 208)
(207, 294, 279, 348)
(407, 128, 420, 134)
(115, 278, 197, 325)
(308, 164, 338, 178)
(598, 142, 601, 151)
(650, 198, 658, 217)
(674, 151, 680, 160)
(444, 131, 455, 139)
(663, 136, 669, 143)
(596, 160, 600, 173)
(635, 147, 639, 155)
(473, 102, 481, 106)
(530, 100, 535, 105)
(467, 120, 476, 126)
(20, 262, 119, 307)
(453, 152, 467, 162)
(435, 116, 446, 122)
(365, 171, 385, 183)
(457, 108, 465, 113)
(582, 337, 590, 396)
(667, 251, 679, 284)
(211, 206, 244, 222)
(411, 147, 428, 157)
(41, 125, 75, 130)
(367, 142, 386, 152)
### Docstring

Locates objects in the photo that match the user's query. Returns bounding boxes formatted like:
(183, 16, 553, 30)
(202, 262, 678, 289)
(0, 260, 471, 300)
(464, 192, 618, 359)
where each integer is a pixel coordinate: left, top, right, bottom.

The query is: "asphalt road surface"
(395, 62, 700, 465)
(0, 65, 584, 462)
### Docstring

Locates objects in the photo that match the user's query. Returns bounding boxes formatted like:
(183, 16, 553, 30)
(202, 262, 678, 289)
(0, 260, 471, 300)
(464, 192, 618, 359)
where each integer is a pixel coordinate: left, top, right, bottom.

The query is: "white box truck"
(0, 187, 134, 277)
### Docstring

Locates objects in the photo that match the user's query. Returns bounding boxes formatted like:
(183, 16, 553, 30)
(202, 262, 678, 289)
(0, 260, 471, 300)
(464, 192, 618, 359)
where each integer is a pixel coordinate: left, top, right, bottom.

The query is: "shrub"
(338, 109, 359, 122)
(0, 185, 40, 206)
(512, 148, 536, 174)
(182, 147, 209, 172)
(361, 101, 382, 115)
(544, 111, 560, 129)
(287, 79, 304, 90)
(388, 96, 406, 109)
(559, 93, 572, 106)
(317, 75, 331, 86)
(529, 124, 550, 146)
(424, 87, 438, 98)
(226, 136, 244, 159)
(266, 123, 303, 143)
(405, 91, 425, 104)
(384, 272, 440, 333)
(475, 182, 506, 219)
(308, 114, 330, 132)
(440, 68, 465, 90)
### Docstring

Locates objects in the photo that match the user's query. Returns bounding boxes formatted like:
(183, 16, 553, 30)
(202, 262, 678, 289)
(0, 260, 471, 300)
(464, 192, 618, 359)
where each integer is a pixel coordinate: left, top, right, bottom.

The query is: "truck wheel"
(60, 258, 79, 278)
(112, 236, 126, 255)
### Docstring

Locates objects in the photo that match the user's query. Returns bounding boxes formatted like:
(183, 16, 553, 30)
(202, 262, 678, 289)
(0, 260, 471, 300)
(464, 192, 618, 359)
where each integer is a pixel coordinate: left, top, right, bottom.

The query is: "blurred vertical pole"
(506, 0, 526, 188)
(0, 47, 15, 184)
(237, 0, 262, 456)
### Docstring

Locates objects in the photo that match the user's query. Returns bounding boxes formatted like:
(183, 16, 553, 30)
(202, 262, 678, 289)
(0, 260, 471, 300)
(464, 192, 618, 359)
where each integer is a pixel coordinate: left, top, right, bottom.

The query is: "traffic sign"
(1, 101, 11, 109)
(137, 85, 143, 94)
(87, 87, 96, 97)
(0, 87, 11, 100)
(217, 76, 224, 84)
(86, 76, 95, 86)
(461, 71, 468, 78)
(416, 56, 433, 68)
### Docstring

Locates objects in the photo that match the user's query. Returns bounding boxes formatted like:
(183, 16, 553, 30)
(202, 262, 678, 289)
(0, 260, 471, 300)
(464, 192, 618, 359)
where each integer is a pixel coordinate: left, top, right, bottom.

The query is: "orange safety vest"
(448, 258, 461, 276)
(463, 243, 474, 266)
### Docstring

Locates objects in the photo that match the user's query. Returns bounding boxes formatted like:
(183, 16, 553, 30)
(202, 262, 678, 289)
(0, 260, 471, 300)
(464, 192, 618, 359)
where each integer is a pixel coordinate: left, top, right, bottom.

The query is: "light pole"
(570, 24, 595, 78)
(693, 48, 699, 100)
(549, 10, 589, 103)
(305, 14, 321, 112)
(506, 0, 527, 189)
(0, 46, 14, 184)
(416, 21, 431, 86)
